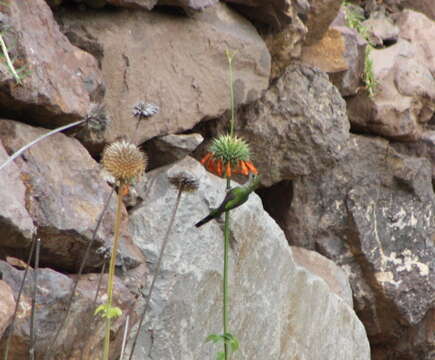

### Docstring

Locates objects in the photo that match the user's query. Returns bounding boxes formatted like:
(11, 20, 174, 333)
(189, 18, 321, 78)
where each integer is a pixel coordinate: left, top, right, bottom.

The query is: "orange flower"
(200, 152, 212, 165)
(225, 162, 231, 177)
(199, 152, 258, 178)
(245, 161, 258, 175)
(216, 160, 223, 176)
(239, 160, 249, 176)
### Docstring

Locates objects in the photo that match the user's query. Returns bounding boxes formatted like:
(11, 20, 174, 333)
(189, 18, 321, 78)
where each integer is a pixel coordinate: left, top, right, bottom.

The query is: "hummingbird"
(195, 174, 261, 228)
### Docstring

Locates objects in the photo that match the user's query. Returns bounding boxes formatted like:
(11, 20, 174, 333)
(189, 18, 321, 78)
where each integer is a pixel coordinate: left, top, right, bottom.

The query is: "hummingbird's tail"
(195, 213, 215, 227)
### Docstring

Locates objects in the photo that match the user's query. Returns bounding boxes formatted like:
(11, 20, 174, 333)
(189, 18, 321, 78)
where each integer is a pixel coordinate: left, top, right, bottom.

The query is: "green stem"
(0, 32, 21, 84)
(223, 178, 231, 360)
(226, 50, 236, 137)
(103, 183, 125, 360)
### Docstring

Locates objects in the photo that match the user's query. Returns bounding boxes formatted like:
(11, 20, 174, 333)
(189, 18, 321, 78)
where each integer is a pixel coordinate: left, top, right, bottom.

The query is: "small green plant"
(343, 2, 377, 97)
(363, 45, 377, 97)
(206, 333, 240, 360)
(198, 50, 259, 360)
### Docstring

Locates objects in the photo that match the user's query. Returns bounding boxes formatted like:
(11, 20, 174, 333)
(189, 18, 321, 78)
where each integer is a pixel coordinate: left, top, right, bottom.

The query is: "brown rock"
(0, 0, 104, 126)
(303, 0, 342, 45)
(402, 0, 435, 20)
(0, 120, 141, 272)
(284, 135, 435, 359)
(106, 0, 157, 9)
(362, 10, 399, 47)
(0, 260, 136, 360)
(0, 280, 15, 339)
(347, 10, 435, 141)
(143, 133, 204, 170)
(0, 140, 36, 252)
(59, 3, 270, 147)
(291, 246, 353, 307)
(264, 13, 307, 79)
(208, 64, 350, 187)
(223, 0, 294, 29)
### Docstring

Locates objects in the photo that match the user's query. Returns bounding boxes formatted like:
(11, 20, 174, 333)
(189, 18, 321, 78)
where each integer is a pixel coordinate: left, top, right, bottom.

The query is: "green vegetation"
(343, 1, 378, 97)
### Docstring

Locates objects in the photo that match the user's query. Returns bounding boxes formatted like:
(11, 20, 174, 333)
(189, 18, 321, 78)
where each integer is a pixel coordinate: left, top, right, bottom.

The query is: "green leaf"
(94, 304, 122, 319)
(206, 334, 224, 344)
(216, 352, 225, 360)
(94, 304, 107, 316)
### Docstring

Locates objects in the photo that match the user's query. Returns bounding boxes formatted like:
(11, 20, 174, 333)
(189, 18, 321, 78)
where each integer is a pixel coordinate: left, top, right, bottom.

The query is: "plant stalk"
(223, 178, 231, 360)
(29, 238, 41, 360)
(0, 32, 21, 84)
(103, 183, 126, 360)
(128, 185, 184, 360)
(3, 236, 36, 360)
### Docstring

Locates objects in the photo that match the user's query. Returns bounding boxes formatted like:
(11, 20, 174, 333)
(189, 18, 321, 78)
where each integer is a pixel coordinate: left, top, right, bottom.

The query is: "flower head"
(133, 102, 159, 120)
(101, 140, 147, 183)
(200, 135, 258, 178)
(168, 170, 199, 192)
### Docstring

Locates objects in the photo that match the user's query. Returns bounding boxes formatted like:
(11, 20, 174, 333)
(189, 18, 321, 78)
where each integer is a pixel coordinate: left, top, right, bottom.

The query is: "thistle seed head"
(168, 170, 199, 192)
(101, 140, 147, 183)
(133, 102, 159, 119)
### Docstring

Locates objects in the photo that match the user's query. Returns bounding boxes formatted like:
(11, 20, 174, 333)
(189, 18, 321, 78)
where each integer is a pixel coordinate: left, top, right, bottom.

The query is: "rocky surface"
(291, 246, 354, 307)
(59, 3, 270, 146)
(143, 133, 204, 170)
(347, 9, 435, 141)
(301, 25, 366, 96)
(282, 135, 435, 359)
(0, 280, 15, 339)
(0, 260, 136, 360)
(0, 120, 141, 272)
(206, 64, 349, 186)
(0, 0, 104, 126)
(127, 157, 370, 360)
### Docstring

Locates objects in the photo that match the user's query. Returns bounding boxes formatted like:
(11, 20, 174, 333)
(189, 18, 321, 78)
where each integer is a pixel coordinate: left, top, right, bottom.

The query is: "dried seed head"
(168, 170, 199, 192)
(133, 102, 159, 119)
(101, 140, 147, 183)
(85, 103, 110, 132)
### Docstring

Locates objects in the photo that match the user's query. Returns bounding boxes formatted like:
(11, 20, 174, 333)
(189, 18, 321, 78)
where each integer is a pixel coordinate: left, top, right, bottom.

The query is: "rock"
(222, 0, 294, 30)
(395, 9, 435, 75)
(347, 10, 435, 141)
(264, 14, 308, 80)
(301, 26, 367, 96)
(402, 0, 435, 21)
(143, 133, 204, 170)
(106, 0, 218, 11)
(0, 140, 36, 250)
(0, 0, 104, 126)
(303, 0, 343, 45)
(207, 64, 349, 187)
(284, 135, 435, 359)
(362, 10, 399, 47)
(105, 0, 157, 10)
(0, 280, 15, 339)
(291, 246, 354, 307)
(0, 120, 141, 272)
(59, 3, 270, 147)
(0, 260, 136, 359)
(126, 156, 370, 360)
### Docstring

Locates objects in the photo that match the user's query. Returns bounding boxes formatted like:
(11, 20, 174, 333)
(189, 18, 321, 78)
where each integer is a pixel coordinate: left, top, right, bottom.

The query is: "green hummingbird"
(195, 174, 261, 227)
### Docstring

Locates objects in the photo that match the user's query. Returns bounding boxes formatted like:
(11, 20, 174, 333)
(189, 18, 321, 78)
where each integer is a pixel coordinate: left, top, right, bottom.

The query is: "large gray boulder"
(284, 135, 435, 359)
(127, 157, 370, 360)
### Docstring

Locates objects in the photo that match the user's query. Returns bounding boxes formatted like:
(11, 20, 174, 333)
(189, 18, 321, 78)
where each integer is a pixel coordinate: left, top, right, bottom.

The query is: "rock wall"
(0, 1, 433, 360)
